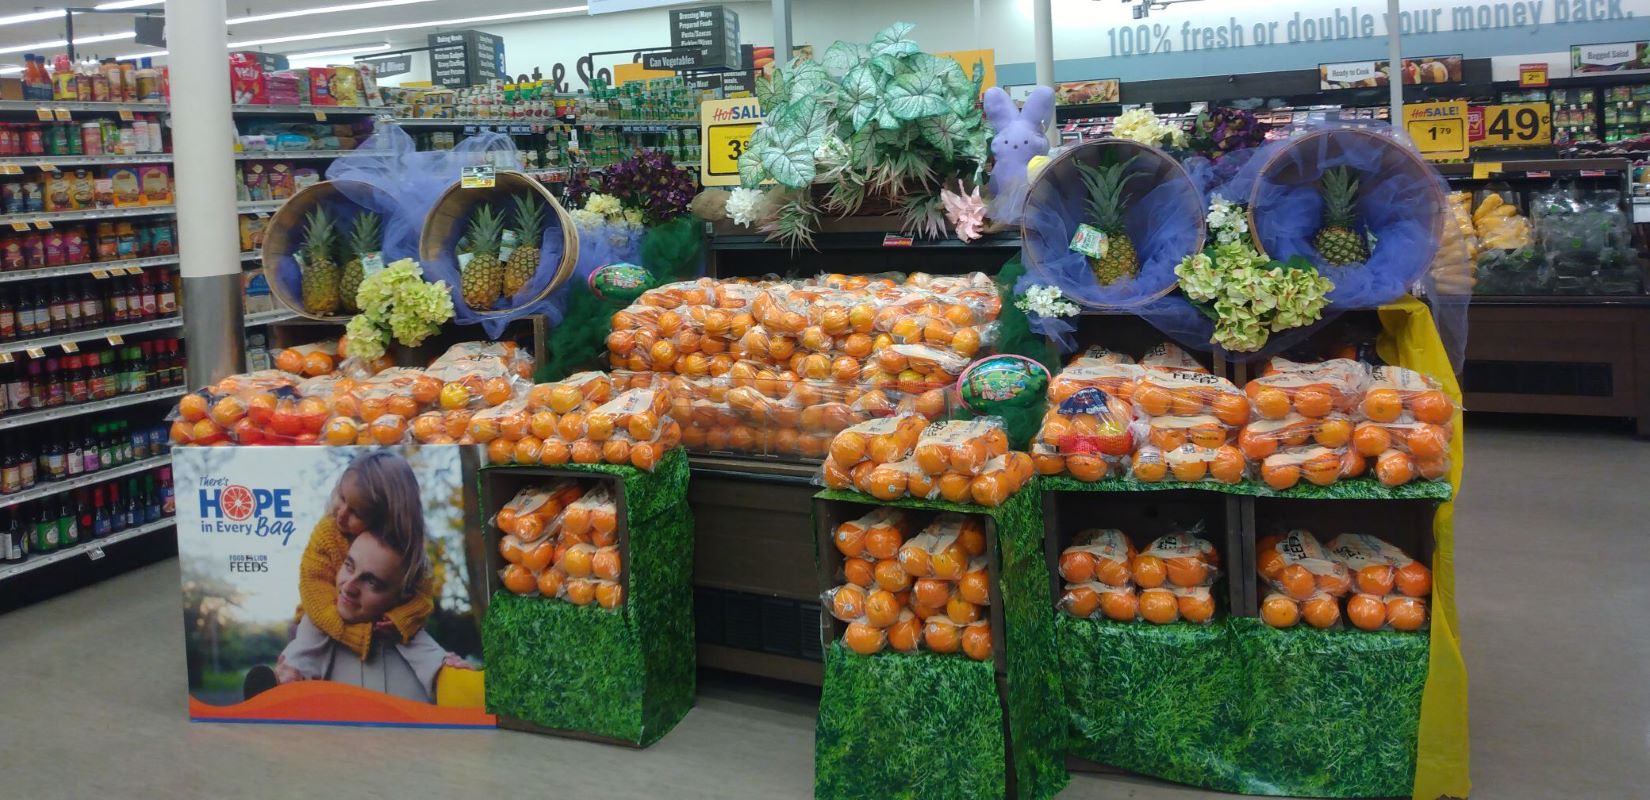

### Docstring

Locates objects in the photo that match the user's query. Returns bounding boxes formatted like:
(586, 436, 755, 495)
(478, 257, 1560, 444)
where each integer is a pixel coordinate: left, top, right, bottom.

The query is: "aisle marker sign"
(700, 97, 763, 187)
(1404, 101, 1469, 162)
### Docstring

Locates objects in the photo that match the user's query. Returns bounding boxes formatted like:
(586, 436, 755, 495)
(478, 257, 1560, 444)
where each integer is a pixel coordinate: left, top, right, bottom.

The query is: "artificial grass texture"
(815, 483, 1067, 800)
(1058, 615, 1429, 798)
(481, 448, 695, 746)
(1040, 474, 1452, 502)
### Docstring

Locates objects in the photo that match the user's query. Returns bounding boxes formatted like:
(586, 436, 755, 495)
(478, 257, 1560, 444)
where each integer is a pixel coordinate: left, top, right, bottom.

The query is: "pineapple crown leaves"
(461, 203, 505, 256)
(1319, 166, 1362, 227)
(347, 211, 382, 255)
(1076, 153, 1143, 231)
(511, 193, 545, 239)
(302, 206, 337, 257)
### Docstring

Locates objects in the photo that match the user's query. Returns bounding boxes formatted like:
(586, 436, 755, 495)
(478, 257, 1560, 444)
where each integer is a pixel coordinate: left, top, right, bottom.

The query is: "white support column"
(1034, 0, 1055, 143)
(771, 0, 792, 64)
(1387, 0, 1404, 124)
(166, 0, 244, 388)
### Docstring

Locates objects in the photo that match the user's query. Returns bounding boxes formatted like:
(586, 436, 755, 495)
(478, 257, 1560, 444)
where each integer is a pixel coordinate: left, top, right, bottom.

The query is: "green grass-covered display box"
(813, 487, 1068, 800)
(479, 448, 694, 747)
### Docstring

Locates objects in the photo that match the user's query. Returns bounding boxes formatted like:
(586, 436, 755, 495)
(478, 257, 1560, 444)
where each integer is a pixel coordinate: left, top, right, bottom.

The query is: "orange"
(596, 582, 625, 609)
(929, 546, 968, 581)
(913, 578, 951, 608)
(958, 570, 990, 606)
(1093, 555, 1131, 587)
(922, 618, 962, 653)
(178, 393, 209, 423)
(913, 443, 949, 475)
(1165, 557, 1209, 588)
(914, 389, 948, 419)
(513, 436, 544, 464)
(831, 584, 867, 620)
(1134, 384, 1173, 416)
(1385, 596, 1427, 631)
(209, 395, 247, 428)
(1249, 386, 1291, 420)
(498, 534, 526, 564)
(1362, 388, 1403, 422)
(897, 545, 932, 578)
(1188, 422, 1227, 450)
(322, 417, 360, 446)
(1356, 564, 1395, 595)
(969, 473, 1010, 507)
(1395, 561, 1432, 598)
(1139, 589, 1179, 624)
(561, 545, 595, 578)
(1238, 427, 1278, 460)
(865, 590, 901, 627)
(1131, 451, 1167, 482)
(370, 416, 407, 445)
(275, 349, 305, 374)
(439, 382, 471, 410)
(863, 526, 903, 560)
(411, 413, 444, 442)
(1210, 393, 1251, 426)
(168, 419, 196, 445)
(1317, 568, 1352, 597)
(1058, 550, 1096, 583)
(834, 523, 867, 558)
(1065, 453, 1106, 482)
(1346, 593, 1386, 630)
(1261, 595, 1300, 628)
(1352, 423, 1390, 457)
(836, 559, 873, 591)
(958, 525, 986, 558)
(540, 438, 571, 466)
(536, 568, 565, 598)
(601, 439, 632, 465)
(514, 514, 546, 542)
(948, 439, 988, 475)
(502, 564, 536, 594)
(874, 559, 913, 592)
(1302, 452, 1342, 487)
(302, 351, 334, 377)
(1404, 424, 1449, 460)
(1169, 458, 1207, 483)
(1374, 451, 1415, 486)
(844, 622, 885, 654)
(1100, 589, 1139, 621)
(961, 623, 993, 661)
(1341, 450, 1367, 478)
(1261, 462, 1300, 490)
(1062, 586, 1101, 618)
(1148, 426, 1187, 451)
(1292, 386, 1333, 418)
(1255, 545, 1286, 579)
(1314, 417, 1352, 448)
(1410, 391, 1453, 424)
(565, 580, 597, 606)
(1275, 564, 1316, 601)
(522, 540, 556, 573)
(946, 595, 981, 625)
(1132, 555, 1167, 588)
(887, 614, 921, 652)
(482, 438, 510, 464)
(1302, 596, 1340, 629)
(938, 472, 974, 503)
(1179, 592, 1216, 623)
(1415, 456, 1449, 481)
(1209, 446, 1245, 484)
(592, 548, 622, 581)
(1169, 391, 1203, 416)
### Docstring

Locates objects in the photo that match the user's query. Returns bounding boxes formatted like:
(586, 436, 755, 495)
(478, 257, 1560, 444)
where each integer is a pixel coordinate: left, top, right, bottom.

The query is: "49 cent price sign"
(700, 97, 763, 187)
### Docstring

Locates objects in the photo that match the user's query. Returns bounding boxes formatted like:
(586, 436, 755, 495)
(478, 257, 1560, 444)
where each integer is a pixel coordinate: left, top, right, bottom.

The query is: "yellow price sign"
(700, 97, 764, 187)
(53, 108, 71, 121)
(1404, 101, 1469, 162)
(118, 110, 134, 121)
(1476, 103, 1551, 148)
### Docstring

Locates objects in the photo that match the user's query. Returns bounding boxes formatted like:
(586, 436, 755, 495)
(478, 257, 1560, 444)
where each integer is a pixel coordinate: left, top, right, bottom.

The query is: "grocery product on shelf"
(827, 510, 993, 660)
(1129, 370, 1250, 485)
(1033, 356, 1141, 481)
(0, 471, 171, 563)
(1351, 366, 1457, 486)
(822, 416, 1032, 507)
(0, 419, 167, 495)
(1255, 529, 1354, 629)
(495, 480, 626, 609)
(0, 338, 182, 414)
(1058, 528, 1221, 625)
(1325, 533, 1432, 632)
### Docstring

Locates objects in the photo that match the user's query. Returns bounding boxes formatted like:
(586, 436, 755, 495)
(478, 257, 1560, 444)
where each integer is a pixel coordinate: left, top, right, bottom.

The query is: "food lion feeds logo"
(197, 476, 297, 546)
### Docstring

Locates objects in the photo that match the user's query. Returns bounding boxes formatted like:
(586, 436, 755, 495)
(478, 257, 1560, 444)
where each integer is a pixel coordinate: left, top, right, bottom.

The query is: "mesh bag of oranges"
(1034, 360, 1142, 481)
(273, 341, 342, 378)
(1349, 366, 1458, 487)
(495, 481, 627, 610)
(1326, 533, 1431, 632)
(1255, 529, 1354, 629)
(1243, 359, 1368, 421)
(1128, 372, 1250, 486)
(169, 371, 330, 446)
(827, 512, 994, 661)
(428, 340, 535, 381)
(820, 414, 928, 491)
(1056, 529, 1220, 625)
(1235, 414, 1358, 490)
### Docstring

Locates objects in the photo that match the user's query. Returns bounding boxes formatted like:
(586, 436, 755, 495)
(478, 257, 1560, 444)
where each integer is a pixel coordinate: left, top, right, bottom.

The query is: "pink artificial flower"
(941, 184, 988, 243)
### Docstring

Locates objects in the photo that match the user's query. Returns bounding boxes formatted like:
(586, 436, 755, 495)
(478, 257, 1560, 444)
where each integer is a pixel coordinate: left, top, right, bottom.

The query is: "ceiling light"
(93, 1, 162, 9)
(228, 0, 437, 26)
(0, 10, 68, 27)
(286, 43, 391, 60)
(233, 5, 587, 48)
(0, 31, 135, 56)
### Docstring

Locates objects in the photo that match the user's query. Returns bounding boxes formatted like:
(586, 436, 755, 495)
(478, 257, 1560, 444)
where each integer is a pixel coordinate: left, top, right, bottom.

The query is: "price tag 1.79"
(1403, 100, 1470, 162)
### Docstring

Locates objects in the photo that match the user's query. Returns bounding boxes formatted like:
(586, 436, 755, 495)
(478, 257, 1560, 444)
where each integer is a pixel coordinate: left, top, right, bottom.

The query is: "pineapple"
(501, 194, 544, 297)
(459, 204, 505, 310)
(339, 211, 381, 312)
(299, 207, 341, 315)
(1313, 167, 1368, 265)
(1077, 156, 1142, 286)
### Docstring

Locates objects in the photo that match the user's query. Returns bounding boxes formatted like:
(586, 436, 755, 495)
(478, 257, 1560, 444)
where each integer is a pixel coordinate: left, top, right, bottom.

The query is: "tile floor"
(1, 423, 1647, 799)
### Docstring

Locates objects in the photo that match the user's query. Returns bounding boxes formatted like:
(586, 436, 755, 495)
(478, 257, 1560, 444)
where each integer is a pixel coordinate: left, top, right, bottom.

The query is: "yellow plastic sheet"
(1377, 296, 1471, 800)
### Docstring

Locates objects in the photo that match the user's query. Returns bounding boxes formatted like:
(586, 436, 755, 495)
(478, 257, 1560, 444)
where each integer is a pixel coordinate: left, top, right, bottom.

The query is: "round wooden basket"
(1019, 138, 1205, 307)
(1245, 127, 1445, 263)
(262, 179, 398, 322)
(419, 170, 579, 319)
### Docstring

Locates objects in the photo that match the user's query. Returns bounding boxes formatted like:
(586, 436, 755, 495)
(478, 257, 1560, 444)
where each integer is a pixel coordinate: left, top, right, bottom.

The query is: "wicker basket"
(262, 179, 397, 322)
(419, 170, 579, 319)
(1245, 127, 1445, 262)
(1019, 138, 1205, 307)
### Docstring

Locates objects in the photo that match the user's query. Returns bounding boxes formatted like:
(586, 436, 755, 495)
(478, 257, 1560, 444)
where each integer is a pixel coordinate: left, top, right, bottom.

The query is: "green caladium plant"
(736, 22, 990, 249)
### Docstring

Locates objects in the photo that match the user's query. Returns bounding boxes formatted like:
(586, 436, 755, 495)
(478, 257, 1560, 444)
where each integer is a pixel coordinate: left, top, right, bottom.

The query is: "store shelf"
(244, 309, 300, 326)
(0, 254, 179, 284)
(232, 104, 381, 116)
(0, 316, 180, 357)
(0, 516, 175, 582)
(0, 153, 172, 169)
(237, 200, 287, 214)
(0, 386, 187, 432)
(0, 101, 166, 114)
(0, 205, 174, 225)
(234, 150, 349, 161)
(0, 454, 169, 511)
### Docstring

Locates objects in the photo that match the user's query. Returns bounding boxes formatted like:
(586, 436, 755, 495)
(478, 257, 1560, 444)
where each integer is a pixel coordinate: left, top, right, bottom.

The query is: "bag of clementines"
(1243, 360, 1367, 421)
(1325, 533, 1431, 632)
(1254, 530, 1354, 630)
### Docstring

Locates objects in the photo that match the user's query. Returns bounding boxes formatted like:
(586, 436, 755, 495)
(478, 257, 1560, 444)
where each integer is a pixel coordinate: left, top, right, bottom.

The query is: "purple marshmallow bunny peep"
(983, 85, 1054, 226)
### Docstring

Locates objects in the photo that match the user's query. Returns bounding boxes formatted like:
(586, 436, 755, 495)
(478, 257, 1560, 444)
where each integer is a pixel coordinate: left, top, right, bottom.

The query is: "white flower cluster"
(726, 187, 765, 227)
(1112, 109, 1188, 149)
(1015, 284, 1081, 319)
(1204, 194, 1250, 245)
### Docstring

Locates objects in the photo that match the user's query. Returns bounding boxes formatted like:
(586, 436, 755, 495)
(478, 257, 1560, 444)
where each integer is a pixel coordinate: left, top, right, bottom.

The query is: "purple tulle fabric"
(536, 221, 645, 326)
(1020, 141, 1205, 339)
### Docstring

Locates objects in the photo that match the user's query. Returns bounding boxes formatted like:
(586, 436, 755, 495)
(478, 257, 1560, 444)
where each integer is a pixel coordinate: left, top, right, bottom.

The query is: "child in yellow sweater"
(297, 451, 435, 660)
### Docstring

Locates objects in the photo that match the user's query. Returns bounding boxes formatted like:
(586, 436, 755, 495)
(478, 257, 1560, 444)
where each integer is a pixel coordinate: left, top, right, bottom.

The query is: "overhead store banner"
(176, 445, 494, 729)
(1319, 55, 1462, 89)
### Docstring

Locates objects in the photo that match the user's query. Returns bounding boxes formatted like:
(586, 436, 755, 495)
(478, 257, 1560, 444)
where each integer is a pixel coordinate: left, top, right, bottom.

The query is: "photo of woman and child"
(178, 445, 487, 719)
(242, 452, 474, 704)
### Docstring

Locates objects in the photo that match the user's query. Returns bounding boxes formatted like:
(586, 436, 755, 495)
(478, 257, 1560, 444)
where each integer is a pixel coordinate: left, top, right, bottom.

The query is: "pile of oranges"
(820, 416, 1034, 507)
(1129, 370, 1251, 485)
(606, 273, 999, 458)
(1347, 366, 1456, 486)
(169, 341, 536, 447)
(271, 335, 397, 379)
(1057, 529, 1222, 625)
(1255, 529, 1430, 631)
(827, 509, 994, 660)
(497, 480, 626, 609)
(472, 373, 681, 472)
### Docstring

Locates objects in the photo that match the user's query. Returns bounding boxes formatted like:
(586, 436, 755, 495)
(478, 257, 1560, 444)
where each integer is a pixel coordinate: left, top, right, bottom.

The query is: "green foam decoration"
(983, 255, 1058, 451)
(1058, 615, 1428, 798)
(480, 448, 695, 746)
(815, 483, 1068, 800)
(1040, 474, 1452, 502)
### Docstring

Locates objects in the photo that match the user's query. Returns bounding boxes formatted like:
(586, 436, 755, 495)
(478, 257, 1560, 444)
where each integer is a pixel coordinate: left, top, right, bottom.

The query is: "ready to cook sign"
(196, 476, 296, 546)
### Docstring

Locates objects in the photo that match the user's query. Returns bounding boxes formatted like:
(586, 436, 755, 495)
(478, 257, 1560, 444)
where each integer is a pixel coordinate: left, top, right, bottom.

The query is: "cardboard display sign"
(176, 445, 494, 729)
